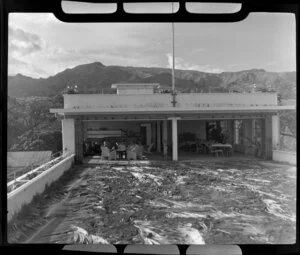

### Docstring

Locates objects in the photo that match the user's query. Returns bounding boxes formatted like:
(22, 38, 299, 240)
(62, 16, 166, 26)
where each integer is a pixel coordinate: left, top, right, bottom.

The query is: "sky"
(8, 2, 296, 78)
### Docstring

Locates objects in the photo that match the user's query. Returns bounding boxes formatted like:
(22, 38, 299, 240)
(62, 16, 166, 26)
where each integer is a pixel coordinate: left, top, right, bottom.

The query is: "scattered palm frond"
(68, 225, 109, 244)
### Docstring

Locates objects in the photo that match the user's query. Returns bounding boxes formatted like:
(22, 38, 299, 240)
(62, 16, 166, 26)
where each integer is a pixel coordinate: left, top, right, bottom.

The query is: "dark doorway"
(206, 120, 226, 143)
(140, 126, 147, 145)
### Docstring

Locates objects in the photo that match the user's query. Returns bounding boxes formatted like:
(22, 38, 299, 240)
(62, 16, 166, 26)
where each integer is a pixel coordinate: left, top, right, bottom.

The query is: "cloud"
(8, 56, 49, 77)
(265, 61, 278, 67)
(8, 25, 48, 77)
(166, 53, 223, 73)
(8, 44, 159, 78)
(9, 25, 45, 56)
(10, 13, 56, 27)
(191, 48, 205, 54)
(45, 47, 159, 71)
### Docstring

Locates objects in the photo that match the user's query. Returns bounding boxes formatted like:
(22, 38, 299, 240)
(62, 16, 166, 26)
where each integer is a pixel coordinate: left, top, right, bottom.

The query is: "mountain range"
(8, 62, 296, 99)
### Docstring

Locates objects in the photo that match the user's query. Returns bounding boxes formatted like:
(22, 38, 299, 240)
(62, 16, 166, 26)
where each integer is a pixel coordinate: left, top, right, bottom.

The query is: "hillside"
(7, 95, 63, 152)
(7, 62, 296, 153)
(8, 62, 296, 99)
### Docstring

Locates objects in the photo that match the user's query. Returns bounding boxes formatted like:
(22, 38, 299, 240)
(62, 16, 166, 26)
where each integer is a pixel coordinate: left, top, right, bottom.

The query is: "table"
(211, 143, 233, 149)
(211, 143, 233, 156)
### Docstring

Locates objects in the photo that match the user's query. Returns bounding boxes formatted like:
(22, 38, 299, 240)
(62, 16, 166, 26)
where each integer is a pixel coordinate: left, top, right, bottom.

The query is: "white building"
(50, 83, 295, 162)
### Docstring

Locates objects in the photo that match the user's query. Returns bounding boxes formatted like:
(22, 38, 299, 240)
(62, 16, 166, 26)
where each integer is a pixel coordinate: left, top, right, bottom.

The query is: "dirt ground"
(8, 159, 296, 244)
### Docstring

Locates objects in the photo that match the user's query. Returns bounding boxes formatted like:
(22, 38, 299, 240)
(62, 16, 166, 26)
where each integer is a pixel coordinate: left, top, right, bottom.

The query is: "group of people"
(83, 139, 142, 158)
(83, 140, 100, 156)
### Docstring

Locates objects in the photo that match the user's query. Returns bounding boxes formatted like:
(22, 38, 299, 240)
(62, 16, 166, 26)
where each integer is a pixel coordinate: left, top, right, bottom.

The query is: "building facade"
(50, 83, 295, 162)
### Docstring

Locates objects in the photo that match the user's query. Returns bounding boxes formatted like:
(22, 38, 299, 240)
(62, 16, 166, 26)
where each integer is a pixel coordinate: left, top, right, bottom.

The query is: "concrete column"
(153, 122, 156, 149)
(162, 120, 168, 156)
(147, 124, 152, 149)
(141, 123, 152, 149)
(172, 118, 178, 161)
(157, 121, 161, 153)
(62, 118, 75, 155)
(272, 114, 280, 149)
(227, 120, 234, 145)
(243, 119, 253, 155)
(75, 120, 84, 163)
(265, 115, 273, 160)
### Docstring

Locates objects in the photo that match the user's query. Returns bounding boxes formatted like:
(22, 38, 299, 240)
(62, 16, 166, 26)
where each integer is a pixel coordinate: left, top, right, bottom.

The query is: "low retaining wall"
(273, 150, 296, 165)
(7, 154, 75, 222)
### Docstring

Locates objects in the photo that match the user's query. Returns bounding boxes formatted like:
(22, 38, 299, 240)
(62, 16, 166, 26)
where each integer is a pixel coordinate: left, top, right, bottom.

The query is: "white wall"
(177, 93, 277, 107)
(62, 119, 75, 154)
(118, 88, 153, 95)
(273, 150, 296, 165)
(7, 154, 75, 222)
(64, 94, 171, 109)
(64, 93, 277, 110)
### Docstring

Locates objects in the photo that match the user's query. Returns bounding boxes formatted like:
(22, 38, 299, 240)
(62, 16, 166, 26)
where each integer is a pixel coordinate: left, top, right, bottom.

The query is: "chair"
(213, 149, 224, 157)
(101, 146, 117, 160)
(127, 151, 137, 160)
(136, 145, 144, 159)
(195, 140, 205, 154)
(127, 145, 135, 160)
(127, 144, 145, 160)
(144, 143, 154, 154)
(116, 143, 127, 159)
(110, 149, 117, 160)
(224, 147, 233, 157)
(208, 143, 223, 157)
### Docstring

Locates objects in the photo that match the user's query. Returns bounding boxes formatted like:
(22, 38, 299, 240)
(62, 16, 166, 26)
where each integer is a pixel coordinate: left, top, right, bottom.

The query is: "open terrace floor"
(8, 156, 296, 244)
(84, 152, 260, 164)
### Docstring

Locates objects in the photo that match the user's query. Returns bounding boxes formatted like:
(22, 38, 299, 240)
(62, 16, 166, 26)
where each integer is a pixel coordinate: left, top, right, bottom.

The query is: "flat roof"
(111, 83, 159, 89)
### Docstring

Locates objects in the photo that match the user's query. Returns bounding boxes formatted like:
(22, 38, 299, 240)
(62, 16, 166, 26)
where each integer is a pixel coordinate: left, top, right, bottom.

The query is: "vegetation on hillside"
(8, 95, 63, 153)
(8, 62, 296, 98)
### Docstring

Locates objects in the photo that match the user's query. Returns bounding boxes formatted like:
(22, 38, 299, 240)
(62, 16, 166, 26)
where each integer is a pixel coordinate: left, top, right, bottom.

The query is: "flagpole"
(171, 2, 175, 93)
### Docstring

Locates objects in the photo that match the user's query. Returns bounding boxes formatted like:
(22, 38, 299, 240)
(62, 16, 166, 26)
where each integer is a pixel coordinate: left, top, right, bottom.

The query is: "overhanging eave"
(50, 105, 295, 116)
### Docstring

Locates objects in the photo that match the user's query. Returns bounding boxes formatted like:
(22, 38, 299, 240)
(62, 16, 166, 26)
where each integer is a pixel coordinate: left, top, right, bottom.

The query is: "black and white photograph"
(6, 1, 296, 246)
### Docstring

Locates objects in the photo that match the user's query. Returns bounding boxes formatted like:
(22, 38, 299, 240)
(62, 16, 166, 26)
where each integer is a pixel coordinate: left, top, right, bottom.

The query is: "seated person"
(100, 141, 110, 159)
(195, 138, 204, 153)
(136, 145, 144, 159)
(206, 140, 215, 154)
(109, 144, 117, 160)
(128, 141, 137, 152)
(126, 141, 136, 160)
(117, 141, 126, 151)
(144, 143, 154, 154)
(134, 140, 144, 159)
(111, 142, 117, 152)
(94, 141, 101, 154)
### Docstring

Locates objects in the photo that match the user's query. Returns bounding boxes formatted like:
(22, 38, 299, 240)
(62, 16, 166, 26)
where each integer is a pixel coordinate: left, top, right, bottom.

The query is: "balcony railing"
(7, 151, 67, 194)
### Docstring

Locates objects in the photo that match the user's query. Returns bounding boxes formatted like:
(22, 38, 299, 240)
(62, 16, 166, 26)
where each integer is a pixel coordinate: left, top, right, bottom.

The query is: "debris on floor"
(8, 161, 296, 244)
